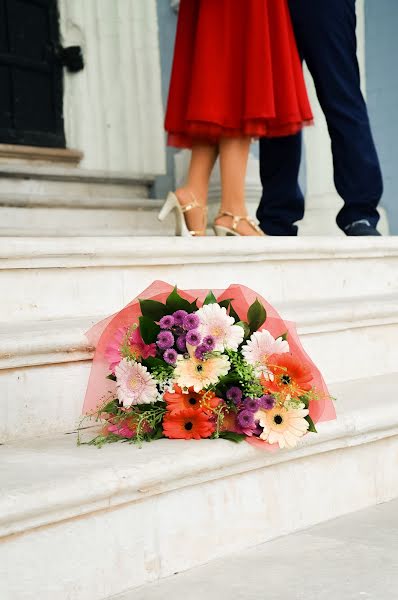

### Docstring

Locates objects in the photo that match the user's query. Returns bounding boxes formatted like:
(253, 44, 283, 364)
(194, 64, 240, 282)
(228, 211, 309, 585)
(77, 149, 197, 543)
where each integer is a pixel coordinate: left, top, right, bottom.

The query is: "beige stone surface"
(119, 499, 398, 600)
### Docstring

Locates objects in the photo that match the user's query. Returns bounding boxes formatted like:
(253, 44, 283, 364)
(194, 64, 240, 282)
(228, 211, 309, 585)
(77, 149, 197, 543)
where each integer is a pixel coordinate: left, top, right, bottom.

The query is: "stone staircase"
(1, 197, 398, 598)
(0, 164, 169, 236)
(1, 374, 398, 600)
(0, 163, 268, 237)
(1, 236, 398, 442)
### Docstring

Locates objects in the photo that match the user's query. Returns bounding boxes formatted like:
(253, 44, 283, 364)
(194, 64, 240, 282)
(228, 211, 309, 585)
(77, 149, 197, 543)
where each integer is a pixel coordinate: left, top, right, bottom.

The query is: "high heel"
(213, 210, 265, 236)
(159, 191, 207, 237)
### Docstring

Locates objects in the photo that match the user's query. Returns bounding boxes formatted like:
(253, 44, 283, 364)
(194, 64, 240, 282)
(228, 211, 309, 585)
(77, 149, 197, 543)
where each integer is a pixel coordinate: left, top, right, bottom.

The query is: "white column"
(58, 0, 166, 177)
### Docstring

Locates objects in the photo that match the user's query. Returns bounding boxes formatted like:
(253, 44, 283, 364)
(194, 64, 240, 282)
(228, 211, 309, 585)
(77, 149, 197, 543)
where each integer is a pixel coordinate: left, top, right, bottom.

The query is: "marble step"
(0, 164, 151, 205)
(113, 500, 398, 600)
(0, 166, 158, 236)
(0, 163, 260, 236)
(0, 196, 259, 237)
(1, 373, 398, 600)
(1, 237, 398, 324)
(0, 202, 172, 237)
(1, 293, 398, 442)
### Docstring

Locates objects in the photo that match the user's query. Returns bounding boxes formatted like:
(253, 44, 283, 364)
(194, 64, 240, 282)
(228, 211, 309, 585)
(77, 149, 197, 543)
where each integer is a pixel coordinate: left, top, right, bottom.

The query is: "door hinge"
(58, 46, 84, 73)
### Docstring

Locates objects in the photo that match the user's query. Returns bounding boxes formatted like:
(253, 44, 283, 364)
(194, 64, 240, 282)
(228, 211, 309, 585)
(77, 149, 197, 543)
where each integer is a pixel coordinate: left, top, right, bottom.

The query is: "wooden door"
(0, 0, 65, 147)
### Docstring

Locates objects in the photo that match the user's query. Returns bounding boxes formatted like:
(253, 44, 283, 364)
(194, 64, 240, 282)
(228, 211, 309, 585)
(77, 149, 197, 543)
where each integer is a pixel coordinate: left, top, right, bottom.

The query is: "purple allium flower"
(259, 394, 276, 410)
(186, 329, 201, 346)
(173, 310, 188, 326)
(183, 312, 200, 331)
(226, 386, 243, 405)
(194, 344, 208, 360)
(245, 397, 260, 412)
(163, 348, 178, 365)
(159, 315, 174, 329)
(237, 409, 255, 429)
(156, 330, 174, 349)
(202, 335, 216, 351)
(176, 334, 187, 353)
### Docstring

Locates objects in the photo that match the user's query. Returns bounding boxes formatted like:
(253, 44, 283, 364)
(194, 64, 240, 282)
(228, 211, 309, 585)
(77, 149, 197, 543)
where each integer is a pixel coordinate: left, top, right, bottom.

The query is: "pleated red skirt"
(165, 0, 313, 148)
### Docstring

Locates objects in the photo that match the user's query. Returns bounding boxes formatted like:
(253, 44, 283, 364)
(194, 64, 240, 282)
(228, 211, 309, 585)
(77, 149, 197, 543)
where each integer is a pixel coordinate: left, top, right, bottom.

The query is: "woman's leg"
(176, 143, 218, 235)
(216, 137, 263, 236)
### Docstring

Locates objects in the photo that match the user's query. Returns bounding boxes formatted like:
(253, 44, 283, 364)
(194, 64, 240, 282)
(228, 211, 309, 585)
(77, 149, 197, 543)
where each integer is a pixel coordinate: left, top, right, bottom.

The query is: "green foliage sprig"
(214, 349, 264, 399)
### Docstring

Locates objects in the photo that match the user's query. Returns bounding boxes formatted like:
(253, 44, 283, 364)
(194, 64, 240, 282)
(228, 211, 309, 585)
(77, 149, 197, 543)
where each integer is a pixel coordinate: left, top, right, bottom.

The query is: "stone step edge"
(0, 164, 155, 185)
(1, 294, 397, 370)
(2, 236, 398, 270)
(1, 373, 398, 540)
(0, 195, 257, 211)
(0, 195, 161, 210)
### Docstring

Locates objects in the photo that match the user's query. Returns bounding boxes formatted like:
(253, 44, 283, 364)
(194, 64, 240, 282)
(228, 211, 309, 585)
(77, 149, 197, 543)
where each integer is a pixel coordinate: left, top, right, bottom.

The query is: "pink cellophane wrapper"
(83, 281, 336, 449)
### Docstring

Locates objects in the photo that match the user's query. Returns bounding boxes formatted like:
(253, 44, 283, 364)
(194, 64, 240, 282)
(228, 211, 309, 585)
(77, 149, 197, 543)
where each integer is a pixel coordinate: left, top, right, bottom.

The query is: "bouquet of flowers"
(82, 282, 335, 450)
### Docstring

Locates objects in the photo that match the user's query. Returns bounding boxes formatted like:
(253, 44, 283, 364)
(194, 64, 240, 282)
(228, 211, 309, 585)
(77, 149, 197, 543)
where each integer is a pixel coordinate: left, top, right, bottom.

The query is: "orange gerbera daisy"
(163, 408, 215, 440)
(261, 353, 313, 398)
(164, 385, 222, 416)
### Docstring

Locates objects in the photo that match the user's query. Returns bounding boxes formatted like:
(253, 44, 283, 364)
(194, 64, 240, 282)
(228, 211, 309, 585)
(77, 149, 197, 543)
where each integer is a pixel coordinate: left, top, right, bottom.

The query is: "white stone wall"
(58, 0, 166, 176)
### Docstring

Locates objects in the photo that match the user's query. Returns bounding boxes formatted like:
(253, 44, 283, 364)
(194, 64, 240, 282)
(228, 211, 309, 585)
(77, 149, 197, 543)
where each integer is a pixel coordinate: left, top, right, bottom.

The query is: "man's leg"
(257, 133, 304, 236)
(289, 0, 383, 232)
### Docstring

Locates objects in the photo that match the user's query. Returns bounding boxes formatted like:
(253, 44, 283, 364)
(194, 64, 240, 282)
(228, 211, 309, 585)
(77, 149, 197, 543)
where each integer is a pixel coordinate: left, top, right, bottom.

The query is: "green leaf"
(236, 320, 250, 338)
(190, 299, 199, 311)
(219, 431, 247, 443)
(149, 427, 165, 441)
(280, 331, 288, 341)
(106, 373, 117, 381)
(139, 316, 160, 344)
(305, 415, 317, 433)
(228, 302, 240, 323)
(218, 298, 232, 310)
(217, 298, 240, 323)
(299, 394, 309, 409)
(100, 399, 119, 414)
(247, 298, 267, 333)
(203, 290, 218, 305)
(139, 299, 167, 321)
(142, 356, 166, 370)
(166, 286, 193, 313)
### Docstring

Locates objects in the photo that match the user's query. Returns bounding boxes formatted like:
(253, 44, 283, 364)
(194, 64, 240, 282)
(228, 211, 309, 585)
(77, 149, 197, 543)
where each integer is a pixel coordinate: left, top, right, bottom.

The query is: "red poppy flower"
(164, 386, 222, 416)
(261, 353, 313, 397)
(163, 408, 215, 440)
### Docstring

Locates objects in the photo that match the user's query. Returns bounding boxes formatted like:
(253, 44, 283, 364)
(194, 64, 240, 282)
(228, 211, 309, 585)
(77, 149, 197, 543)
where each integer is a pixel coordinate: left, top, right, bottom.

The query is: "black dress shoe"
(344, 220, 381, 236)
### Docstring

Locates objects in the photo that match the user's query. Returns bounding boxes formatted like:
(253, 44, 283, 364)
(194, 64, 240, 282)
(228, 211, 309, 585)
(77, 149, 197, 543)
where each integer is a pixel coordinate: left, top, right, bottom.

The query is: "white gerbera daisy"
(255, 406, 309, 449)
(241, 329, 289, 375)
(196, 303, 244, 351)
(115, 359, 158, 407)
(174, 353, 230, 392)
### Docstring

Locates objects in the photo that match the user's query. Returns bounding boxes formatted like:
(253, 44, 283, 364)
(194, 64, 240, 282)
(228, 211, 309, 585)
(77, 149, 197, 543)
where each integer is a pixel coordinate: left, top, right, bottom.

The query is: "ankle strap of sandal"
(178, 191, 208, 235)
(180, 192, 208, 215)
(215, 210, 262, 233)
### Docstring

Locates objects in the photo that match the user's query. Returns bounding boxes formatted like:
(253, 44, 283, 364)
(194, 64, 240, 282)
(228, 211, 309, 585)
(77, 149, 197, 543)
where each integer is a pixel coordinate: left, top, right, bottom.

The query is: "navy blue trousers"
(257, 0, 383, 235)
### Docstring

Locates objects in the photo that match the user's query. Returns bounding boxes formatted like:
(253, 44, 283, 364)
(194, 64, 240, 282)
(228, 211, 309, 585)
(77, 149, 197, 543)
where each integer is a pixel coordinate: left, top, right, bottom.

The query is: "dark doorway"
(0, 0, 65, 148)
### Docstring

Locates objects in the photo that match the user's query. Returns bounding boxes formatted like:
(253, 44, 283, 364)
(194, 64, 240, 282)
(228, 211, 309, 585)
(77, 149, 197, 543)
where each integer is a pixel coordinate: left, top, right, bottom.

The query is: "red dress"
(165, 0, 313, 148)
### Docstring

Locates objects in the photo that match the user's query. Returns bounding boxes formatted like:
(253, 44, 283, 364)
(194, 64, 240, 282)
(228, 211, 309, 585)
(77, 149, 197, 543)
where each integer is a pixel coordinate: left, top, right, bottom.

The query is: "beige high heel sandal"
(213, 210, 265, 236)
(158, 191, 207, 237)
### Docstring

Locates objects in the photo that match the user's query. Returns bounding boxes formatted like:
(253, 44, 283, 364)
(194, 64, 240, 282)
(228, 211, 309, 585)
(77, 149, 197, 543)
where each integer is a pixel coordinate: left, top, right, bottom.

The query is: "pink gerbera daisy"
(105, 326, 156, 373)
(115, 359, 158, 407)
